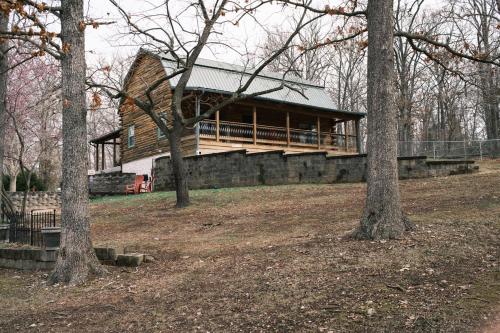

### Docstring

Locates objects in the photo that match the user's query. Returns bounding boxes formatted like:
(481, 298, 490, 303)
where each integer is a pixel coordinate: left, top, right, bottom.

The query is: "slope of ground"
(0, 160, 499, 332)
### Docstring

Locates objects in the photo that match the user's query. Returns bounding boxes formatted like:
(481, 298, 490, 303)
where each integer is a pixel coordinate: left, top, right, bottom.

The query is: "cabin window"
(157, 113, 167, 139)
(157, 127, 165, 139)
(128, 125, 135, 148)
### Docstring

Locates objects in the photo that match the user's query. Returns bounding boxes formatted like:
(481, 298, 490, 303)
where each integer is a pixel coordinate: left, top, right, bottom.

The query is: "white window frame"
(128, 125, 135, 148)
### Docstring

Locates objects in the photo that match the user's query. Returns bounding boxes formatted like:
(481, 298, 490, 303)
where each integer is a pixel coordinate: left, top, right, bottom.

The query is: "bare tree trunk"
(476, 3, 499, 157)
(0, 12, 8, 207)
(39, 126, 59, 191)
(168, 124, 190, 208)
(50, 0, 106, 285)
(354, 0, 414, 240)
(479, 64, 499, 156)
(40, 155, 59, 191)
(9, 174, 16, 192)
(20, 169, 33, 215)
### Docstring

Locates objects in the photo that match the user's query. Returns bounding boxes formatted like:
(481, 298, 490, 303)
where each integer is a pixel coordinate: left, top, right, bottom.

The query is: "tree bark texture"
(168, 124, 190, 208)
(50, 0, 106, 285)
(480, 62, 499, 156)
(478, 7, 499, 156)
(354, 0, 414, 240)
(0, 12, 8, 202)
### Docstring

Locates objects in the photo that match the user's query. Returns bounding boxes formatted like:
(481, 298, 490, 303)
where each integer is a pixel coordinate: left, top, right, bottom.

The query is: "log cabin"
(90, 49, 366, 177)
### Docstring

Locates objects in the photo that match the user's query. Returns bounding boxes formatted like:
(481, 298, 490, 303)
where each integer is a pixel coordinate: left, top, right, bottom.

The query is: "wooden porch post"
(95, 144, 99, 171)
(101, 143, 105, 170)
(113, 138, 117, 166)
(252, 106, 257, 144)
(195, 96, 200, 154)
(216, 110, 220, 142)
(355, 119, 361, 153)
(317, 116, 321, 149)
(286, 112, 291, 146)
(344, 121, 349, 151)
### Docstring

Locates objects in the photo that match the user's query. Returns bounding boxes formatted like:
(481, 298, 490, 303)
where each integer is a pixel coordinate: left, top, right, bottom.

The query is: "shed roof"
(89, 129, 121, 144)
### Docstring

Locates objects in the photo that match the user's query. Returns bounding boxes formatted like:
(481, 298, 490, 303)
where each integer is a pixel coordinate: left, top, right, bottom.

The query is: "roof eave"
(89, 128, 122, 144)
(179, 87, 366, 118)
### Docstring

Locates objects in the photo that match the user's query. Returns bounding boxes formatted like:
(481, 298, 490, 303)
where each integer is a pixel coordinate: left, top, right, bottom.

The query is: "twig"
(464, 296, 490, 303)
(386, 284, 406, 292)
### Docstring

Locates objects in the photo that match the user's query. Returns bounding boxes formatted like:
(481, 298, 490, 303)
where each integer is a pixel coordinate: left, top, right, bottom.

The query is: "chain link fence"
(397, 139, 500, 160)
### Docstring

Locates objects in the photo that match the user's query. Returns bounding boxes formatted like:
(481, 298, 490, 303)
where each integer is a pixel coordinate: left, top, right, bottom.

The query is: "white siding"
(122, 152, 170, 176)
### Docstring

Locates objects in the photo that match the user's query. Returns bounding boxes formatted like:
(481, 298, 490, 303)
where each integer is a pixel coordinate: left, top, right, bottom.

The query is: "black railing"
(199, 119, 357, 151)
(3, 210, 57, 247)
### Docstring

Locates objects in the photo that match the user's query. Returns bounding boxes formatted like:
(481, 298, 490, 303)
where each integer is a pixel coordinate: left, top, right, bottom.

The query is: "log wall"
(119, 54, 196, 164)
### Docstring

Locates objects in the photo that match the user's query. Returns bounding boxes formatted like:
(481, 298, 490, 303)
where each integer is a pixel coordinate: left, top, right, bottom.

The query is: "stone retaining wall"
(153, 150, 477, 191)
(0, 246, 148, 270)
(89, 172, 136, 195)
(7, 192, 61, 212)
(0, 248, 57, 270)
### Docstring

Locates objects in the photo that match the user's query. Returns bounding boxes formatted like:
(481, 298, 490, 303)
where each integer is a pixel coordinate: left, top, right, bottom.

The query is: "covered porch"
(89, 129, 121, 173)
(197, 102, 363, 155)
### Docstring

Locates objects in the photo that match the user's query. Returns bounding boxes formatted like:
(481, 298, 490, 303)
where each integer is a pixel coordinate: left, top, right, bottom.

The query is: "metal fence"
(2, 209, 57, 247)
(397, 139, 500, 160)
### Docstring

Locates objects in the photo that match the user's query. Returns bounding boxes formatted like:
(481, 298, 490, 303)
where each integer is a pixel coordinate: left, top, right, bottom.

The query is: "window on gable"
(128, 125, 135, 148)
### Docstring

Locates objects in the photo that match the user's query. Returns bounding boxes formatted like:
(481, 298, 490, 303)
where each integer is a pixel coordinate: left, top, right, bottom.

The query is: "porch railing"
(199, 119, 357, 151)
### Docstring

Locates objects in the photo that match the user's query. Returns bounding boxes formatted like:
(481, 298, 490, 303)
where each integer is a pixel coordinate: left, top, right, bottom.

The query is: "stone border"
(0, 246, 152, 271)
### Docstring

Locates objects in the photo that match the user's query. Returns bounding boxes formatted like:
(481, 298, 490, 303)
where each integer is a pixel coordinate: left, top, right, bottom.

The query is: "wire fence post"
(30, 211, 34, 246)
(433, 142, 436, 159)
(479, 141, 483, 160)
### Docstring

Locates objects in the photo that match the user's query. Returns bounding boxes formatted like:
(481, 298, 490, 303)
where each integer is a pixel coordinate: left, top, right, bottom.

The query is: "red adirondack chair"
(125, 175, 145, 195)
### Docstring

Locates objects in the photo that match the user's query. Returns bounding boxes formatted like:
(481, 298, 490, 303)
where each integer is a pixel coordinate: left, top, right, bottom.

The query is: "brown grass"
(0, 160, 499, 332)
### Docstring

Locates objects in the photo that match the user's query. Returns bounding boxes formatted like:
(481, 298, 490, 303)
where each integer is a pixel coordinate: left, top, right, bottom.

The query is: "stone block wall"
(7, 192, 61, 212)
(153, 150, 477, 191)
(89, 172, 136, 195)
(0, 248, 57, 270)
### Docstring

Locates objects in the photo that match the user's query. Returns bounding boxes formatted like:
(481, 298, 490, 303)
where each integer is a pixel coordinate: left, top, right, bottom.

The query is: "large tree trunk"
(168, 124, 190, 208)
(477, 7, 499, 157)
(354, 0, 414, 240)
(0, 12, 8, 205)
(479, 64, 499, 157)
(50, 0, 106, 285)
(481, 64, 500, 157)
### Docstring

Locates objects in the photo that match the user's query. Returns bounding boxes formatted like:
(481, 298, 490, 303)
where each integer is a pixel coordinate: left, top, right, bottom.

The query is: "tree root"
(49, 247, 108, 286)
(350, 212, 416, 241)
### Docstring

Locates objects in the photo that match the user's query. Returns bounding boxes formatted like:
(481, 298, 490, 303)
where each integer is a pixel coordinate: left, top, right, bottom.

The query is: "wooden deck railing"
(199, 120, 358, 151)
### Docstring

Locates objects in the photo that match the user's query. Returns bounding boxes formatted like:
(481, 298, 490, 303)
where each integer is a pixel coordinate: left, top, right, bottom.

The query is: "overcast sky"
(84, 0, 445, 66)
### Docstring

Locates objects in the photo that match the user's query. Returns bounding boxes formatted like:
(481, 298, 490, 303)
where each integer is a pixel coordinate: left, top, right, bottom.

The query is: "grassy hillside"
(0, 160, 499, 332)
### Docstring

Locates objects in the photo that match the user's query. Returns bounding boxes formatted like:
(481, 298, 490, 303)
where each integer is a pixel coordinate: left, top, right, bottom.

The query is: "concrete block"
(116, 253, 144, 267)
(95, 247, 120, 262)
(39, 249, 58, 262)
